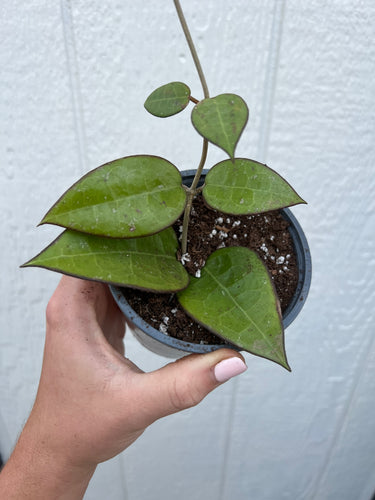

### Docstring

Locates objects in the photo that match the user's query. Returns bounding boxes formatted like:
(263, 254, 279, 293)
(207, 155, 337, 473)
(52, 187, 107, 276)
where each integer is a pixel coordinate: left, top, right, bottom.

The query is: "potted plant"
(22, 0, 311, 371)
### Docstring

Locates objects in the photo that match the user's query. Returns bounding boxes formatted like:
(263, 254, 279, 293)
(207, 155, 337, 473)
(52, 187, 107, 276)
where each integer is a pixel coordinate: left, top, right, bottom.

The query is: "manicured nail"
(214, 357, 247, 383)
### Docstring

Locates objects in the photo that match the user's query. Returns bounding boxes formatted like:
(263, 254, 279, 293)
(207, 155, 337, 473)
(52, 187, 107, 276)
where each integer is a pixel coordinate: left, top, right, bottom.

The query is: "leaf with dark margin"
(203, 158, 306, 214)
(144, 82, 191, 117)
(177, 247, 290, 370)
(40, 155, 186, 238)
(22, 228, 189, 292)
(191, 94, 248, 159)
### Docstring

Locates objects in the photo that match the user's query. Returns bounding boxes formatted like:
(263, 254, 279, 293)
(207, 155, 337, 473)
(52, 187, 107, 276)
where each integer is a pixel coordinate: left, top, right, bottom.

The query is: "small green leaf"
(178, 247, 290, 370)
(144, 82, 191, 117)
(40, 155, 186, 238)
(191, 94, 248, 159)
(22, 228, 189, 292)
(203, 158, 306, 214)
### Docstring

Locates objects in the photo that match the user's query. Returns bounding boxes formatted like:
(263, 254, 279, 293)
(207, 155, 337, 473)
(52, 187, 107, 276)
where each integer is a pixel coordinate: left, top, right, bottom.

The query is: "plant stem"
(174, 0, 210, 255)
(189, 95, 199, 104)
(180, 138, 208, 253)
(173, 0, 209, 99)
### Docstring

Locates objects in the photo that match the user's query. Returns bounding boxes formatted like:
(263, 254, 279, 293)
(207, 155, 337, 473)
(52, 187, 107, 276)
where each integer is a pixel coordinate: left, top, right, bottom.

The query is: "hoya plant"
(23, 0, 305, 370)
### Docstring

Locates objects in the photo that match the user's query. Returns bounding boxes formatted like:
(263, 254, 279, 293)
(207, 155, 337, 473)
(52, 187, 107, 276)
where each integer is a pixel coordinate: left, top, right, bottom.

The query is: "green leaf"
(144, 82, 191, 117)
(191, 94, 248, 159)
(203, 158, 306, 214)
(40, 155, 186, 238)
(177, 247, 290, 370)
(22, 227, 189, 292)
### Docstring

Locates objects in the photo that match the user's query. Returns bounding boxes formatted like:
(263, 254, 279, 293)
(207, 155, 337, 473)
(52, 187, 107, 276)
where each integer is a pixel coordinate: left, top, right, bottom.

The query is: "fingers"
(130, 349, 247, 427)
(46, 277, 248, 431)
(46, 276, 125, 348)
(46, 276, 105, 330)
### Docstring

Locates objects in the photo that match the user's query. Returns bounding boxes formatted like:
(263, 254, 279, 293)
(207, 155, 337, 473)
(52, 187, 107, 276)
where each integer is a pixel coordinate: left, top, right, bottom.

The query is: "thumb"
(133, 349, 247, 426)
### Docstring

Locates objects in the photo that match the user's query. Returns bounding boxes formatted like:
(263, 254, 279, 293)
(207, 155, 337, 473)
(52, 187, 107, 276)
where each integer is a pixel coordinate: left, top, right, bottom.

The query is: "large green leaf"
(177, 247, 290, 370)
(203, 158, 306, 214)
(40, 155, 186, 238)
(191, 94, 248, 159)
(144, 82, 191, 117)
(22, 227, 189, 292)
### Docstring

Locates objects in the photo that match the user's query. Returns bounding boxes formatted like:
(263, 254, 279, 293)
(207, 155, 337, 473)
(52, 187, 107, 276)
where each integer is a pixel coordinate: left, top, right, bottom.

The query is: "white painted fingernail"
(214, 357, 247, 383)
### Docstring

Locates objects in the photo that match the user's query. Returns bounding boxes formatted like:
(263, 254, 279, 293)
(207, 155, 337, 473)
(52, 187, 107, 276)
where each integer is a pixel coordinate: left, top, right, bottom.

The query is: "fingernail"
(214, 357, 247, 383)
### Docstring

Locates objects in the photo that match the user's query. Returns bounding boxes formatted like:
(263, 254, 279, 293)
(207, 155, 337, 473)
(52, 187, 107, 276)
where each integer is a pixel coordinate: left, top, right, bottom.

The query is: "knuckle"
(45, 294, 63, 328)
(168, 378, 204, 412)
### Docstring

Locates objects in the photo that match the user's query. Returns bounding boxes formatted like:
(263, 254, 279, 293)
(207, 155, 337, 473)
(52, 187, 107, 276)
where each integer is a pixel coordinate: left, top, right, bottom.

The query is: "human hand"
(0, 276, 247, 499)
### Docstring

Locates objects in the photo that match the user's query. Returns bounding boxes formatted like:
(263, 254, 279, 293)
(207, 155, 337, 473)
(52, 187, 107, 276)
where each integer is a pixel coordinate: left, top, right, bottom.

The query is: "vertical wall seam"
(118, 453, 130, 500)
(218, 378, 240, 500)
(59, 2, 128, 498)
(257, 0, 286, 164)
(60, 0, 88, 175)
(218, 6, 286, 497)
(310, 327, 375, 499)
(0, 411, 12, 462)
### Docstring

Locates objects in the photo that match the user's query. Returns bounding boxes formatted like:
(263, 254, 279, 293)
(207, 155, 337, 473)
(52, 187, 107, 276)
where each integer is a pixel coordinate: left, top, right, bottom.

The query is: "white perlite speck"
(159, 323, 168, 334)
(181, 253, 191, 265)
(276, 256, 285, 264)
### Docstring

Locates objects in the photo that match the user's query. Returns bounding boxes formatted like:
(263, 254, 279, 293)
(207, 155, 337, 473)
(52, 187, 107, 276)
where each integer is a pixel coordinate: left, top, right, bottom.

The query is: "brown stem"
(173, 0, 209, 99)
(174, 0, 210, 255)
(181, 138, 208, 254)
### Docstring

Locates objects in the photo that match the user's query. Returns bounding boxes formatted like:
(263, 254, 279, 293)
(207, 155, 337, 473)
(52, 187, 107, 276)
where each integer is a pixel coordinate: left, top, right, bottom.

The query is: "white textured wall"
(1, 1, 375, 499)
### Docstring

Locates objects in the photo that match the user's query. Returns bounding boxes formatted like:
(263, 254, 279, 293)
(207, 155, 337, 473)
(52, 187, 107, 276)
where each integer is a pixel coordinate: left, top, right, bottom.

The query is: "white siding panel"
(1, 1, 375, 499)
(222, 0, 375, 499)
(0, 0, 80, 455)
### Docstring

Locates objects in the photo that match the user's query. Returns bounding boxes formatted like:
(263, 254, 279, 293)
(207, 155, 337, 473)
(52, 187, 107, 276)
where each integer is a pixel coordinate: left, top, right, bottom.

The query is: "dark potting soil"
(123, 195, 299, 345)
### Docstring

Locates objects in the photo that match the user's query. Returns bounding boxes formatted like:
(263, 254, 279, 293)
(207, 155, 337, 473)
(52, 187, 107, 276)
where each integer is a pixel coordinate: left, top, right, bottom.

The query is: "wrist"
(0, 419, 96, 500)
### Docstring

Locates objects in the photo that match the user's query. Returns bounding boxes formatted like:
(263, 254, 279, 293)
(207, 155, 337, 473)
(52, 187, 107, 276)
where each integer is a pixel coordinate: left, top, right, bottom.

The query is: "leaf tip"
(276, 346, 291, 371)
(38, 210, 54, 227)
(20, 257, 36, 269)
(282, 359, 292, 372)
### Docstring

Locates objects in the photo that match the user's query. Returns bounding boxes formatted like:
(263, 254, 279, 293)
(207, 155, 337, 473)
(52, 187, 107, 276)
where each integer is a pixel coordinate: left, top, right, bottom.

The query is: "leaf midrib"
(149, 94, 188, 104)
(204, 266, 283, 362)
(34, 249, 180, 263)
(46, 185, 184, 217)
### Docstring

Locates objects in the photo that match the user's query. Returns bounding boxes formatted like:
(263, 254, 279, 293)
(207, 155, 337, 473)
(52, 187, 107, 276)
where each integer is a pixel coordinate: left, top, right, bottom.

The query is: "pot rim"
(110, 169, 311, 354)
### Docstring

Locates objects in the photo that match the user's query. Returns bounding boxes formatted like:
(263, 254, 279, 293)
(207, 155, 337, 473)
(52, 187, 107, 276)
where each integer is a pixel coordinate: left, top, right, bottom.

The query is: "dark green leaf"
(40, 155, 186, 238)
(191, 94, 248, 159)
(22, 228, 189, 292)
(178, 247, 290, 370)
(144, 82, 191, 117)
(203, 158, 306, 214)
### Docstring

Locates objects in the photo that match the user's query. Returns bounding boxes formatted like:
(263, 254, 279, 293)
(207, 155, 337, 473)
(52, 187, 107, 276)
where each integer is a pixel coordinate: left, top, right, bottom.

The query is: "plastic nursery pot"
(110, 169, 312, 359)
